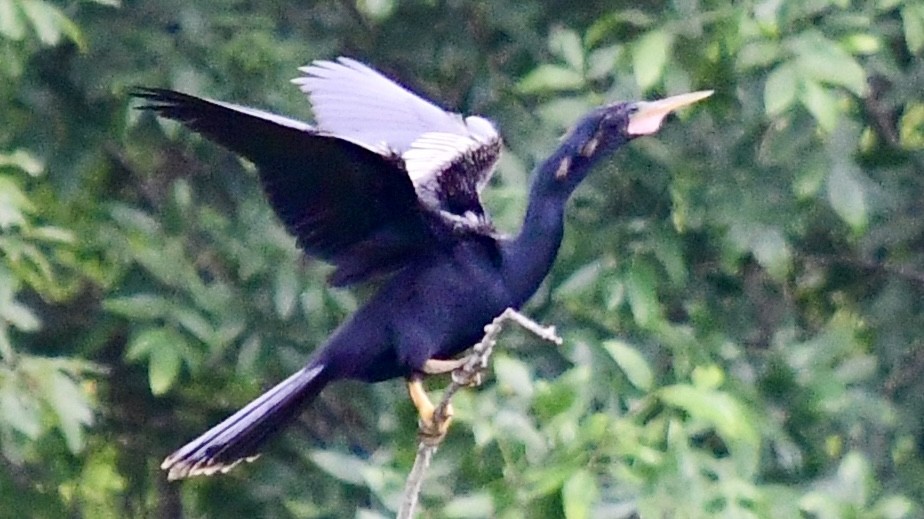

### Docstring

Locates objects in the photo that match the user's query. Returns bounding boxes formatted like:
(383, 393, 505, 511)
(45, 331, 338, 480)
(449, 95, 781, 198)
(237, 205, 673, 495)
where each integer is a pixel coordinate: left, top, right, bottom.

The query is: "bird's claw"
(408, 377, 454, 445)
(417, 402, 453, 446)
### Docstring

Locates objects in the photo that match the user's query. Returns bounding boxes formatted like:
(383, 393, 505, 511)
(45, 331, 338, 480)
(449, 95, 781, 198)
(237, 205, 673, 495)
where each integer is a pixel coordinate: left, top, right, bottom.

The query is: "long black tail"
(162, 363, 331, 480)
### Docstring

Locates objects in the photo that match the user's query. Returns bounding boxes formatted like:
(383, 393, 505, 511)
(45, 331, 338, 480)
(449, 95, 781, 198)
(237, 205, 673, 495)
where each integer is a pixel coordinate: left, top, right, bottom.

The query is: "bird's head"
(551, 90, 713, 189)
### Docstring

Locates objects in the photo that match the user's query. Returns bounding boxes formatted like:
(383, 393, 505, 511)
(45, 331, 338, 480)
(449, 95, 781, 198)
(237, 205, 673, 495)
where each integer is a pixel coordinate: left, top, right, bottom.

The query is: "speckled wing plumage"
(292, 57, 502, 231)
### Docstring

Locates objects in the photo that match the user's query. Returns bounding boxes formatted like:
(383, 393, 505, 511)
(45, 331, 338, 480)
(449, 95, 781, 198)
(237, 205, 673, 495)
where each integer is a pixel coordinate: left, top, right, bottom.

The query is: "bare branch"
(397, 308, 562, 518)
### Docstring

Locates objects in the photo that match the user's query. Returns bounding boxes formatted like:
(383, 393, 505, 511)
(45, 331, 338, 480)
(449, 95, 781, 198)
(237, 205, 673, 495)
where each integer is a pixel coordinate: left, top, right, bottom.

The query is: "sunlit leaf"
(902, 5, 924, 54)
(494, 355, 534, 399)
(518, 64, 584, 94)
(549, 27, 583, 70)
(0, 0, 26, 40)
(790, 31, 868, 96)
(309, 450, 369, 485)
(443, 493, 495, 518)
(660, 384, 758, 446)
(103, 294, 171, 319)
(765, 63, 798, 116)
(148, 340, 181, 395)
(0, 378, 42, 437)
(749, 226, 792, 280)
(0, 176, 33, 229)
(625, 261, 660, 328)
(827, 159, 868, 233)
(602, 340, 653, 391)
(19, 0, 86, 49)
(562, 469, 598, 519)
(800, 80, 840, 131)
(632, 29, 672, 90)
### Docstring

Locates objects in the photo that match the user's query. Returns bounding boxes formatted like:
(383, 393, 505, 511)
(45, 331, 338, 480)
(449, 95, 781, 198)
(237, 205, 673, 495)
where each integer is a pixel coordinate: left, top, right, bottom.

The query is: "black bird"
(133, 57, 711, 480)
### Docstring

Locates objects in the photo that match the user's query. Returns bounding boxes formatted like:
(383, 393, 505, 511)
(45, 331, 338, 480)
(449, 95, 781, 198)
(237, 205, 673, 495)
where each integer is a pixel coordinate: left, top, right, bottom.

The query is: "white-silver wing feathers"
(292, 57, 502, 232)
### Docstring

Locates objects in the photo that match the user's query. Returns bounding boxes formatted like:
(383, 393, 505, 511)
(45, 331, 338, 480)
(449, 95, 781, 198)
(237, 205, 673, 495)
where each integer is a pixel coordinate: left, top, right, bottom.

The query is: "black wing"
(132, 88, 437, 285)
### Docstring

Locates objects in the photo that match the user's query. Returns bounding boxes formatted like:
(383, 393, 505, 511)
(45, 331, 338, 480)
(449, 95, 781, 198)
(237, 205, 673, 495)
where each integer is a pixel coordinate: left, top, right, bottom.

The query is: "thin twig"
(397, 308, 562, 518)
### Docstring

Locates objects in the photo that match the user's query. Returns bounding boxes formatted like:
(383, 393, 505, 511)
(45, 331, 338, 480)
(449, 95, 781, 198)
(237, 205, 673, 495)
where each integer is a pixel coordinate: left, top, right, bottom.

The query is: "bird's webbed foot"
(406, 375, 453, 446)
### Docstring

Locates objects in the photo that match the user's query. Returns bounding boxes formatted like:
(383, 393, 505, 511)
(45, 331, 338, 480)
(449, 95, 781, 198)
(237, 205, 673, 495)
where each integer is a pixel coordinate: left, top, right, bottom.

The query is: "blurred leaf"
(494, 355, 534, 399)
(18, 0, 85, 49)
(790, 30, 869, 96)
(549, 27, 584, 70)
(625, 261, 660, 328)
(0, 374, 42, 437)
(518, 64, 584, 94)
(125, 327, 188, 394)
(0, 149, 43, 175)
(147, 341, 181, 395)
(0, 298, 40, 331)
(103, 294, 171, 319)
(800, 80, 840, 131)
(602, 340, 653, 391)
(826, 157, 868, 233)
(44, 369, 93, 452)
(660, 384, 758, 446)
(749, 226, 792, 280)
(0, 176, 32, 229)
(443, 493, 494, 518)
(632, 29, 672, 90)
(273, 263, 299, 319)
(562, 469, 598, 519)
(309, 450, 368, 485)
(899, 103, 924, 149)
(0, 0, 26, 40)
(765, 63, 798, 116)
(902, 5, 924, 54)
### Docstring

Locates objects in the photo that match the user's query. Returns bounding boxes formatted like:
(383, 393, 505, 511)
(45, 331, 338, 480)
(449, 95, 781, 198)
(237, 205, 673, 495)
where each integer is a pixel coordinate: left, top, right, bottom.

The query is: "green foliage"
(2, 0, 923, 517)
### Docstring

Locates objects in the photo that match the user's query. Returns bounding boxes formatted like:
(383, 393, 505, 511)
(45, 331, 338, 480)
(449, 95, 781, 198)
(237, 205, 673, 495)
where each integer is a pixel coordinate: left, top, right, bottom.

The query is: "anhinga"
(133, 57, 711, 480)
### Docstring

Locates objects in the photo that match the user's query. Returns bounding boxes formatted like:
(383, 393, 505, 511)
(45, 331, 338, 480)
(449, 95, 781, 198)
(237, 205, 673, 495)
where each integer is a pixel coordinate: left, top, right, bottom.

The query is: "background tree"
(1, 0, 922, 517)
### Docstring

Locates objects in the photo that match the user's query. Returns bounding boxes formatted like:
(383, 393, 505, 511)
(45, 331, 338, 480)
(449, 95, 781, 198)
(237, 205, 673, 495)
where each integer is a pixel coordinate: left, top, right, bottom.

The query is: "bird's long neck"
(501, 141, 598, 305)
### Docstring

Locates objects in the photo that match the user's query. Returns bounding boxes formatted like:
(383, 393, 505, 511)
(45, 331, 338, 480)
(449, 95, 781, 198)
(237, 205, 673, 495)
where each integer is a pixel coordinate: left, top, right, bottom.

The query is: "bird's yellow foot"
(422, 356, 484, 387)
(407, 377, 453, 445)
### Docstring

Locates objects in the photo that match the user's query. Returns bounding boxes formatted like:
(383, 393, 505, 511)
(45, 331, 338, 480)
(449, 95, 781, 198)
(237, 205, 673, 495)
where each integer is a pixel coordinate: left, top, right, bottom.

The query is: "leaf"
(125, 327, 188, 394)
(902, 5, 924, 54)
(827, 159, 868, 233)
(632, 29, 672, 90)
(273, 263, 298, 319)
(443, 493, 495, 518)
(19, 0, 86, 49)
(602, 340, 653, 391)
(800, 80, 840, 132)
(148, 341, 181, 395)
(103, 294, 171, 319)
(309, 450, 368, 485)
(0, 0, 26, 40)
(625, 261, 660, 328)
(0, 298, 40, 331)
(764, 63, 798, 116)
(45, 370, 93, 452)
(0, 176, 33, 229)
(659, 384, 758, 446)
(749, 226, 792, 280)
(0, 378, 42, 437)
(549, 27, 584, 70)
(790, 31, 868, 96)
(562, 469, 598, 519)
(494, 355, 534, 399)
(0, 149, 43, 175)
(518, 64, 584, 94)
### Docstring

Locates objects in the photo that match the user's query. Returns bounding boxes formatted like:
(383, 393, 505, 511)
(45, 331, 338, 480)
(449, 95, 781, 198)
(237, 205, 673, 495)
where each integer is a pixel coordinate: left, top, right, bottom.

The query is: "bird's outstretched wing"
(292, 58, 501, 230)
(132, 88, 436, 286)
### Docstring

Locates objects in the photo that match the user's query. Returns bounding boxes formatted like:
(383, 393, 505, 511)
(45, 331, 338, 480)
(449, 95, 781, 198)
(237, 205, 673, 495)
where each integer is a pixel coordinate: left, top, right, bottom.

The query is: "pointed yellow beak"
(627, 90, 714, 136)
